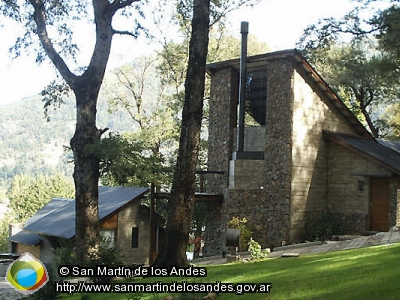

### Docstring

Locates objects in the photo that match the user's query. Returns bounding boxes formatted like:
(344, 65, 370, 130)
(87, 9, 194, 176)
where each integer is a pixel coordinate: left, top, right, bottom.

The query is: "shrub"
(227, 217, 253, 252)
(248, 238, 269, 260)
(53, 239, 75, 267)
(87, 234, 123, 283)
(0, 215, 12, 252)
(304, 210, 342, 241)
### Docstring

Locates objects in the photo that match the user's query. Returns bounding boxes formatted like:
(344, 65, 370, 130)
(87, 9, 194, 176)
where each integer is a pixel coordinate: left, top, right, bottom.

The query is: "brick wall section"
(16, 244, 40, 260)
(290, 70, 359, 241)
(327, 142, 399, 232)
(117, 202, 150, 265)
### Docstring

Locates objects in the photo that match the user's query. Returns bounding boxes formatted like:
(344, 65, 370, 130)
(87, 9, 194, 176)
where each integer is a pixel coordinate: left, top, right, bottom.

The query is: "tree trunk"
(352, 86, 379, 137)
(27, 0, 140, 266)
(69, 0, 114, 266)
(360, 104, 379, 138)
(70, 83, 102, 266)
(154, 0, 210, 267)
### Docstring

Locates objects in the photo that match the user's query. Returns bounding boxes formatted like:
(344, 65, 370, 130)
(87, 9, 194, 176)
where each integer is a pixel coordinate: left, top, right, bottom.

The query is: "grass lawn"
(59, 243, 400, 300)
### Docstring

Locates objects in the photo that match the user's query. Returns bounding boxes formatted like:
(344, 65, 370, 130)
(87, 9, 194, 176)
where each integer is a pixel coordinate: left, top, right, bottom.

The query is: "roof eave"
(324, 131, 400, 176)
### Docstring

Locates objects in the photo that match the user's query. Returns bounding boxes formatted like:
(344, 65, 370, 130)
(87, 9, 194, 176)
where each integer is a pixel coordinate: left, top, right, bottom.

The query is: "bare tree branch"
(29, 0, 75, 85)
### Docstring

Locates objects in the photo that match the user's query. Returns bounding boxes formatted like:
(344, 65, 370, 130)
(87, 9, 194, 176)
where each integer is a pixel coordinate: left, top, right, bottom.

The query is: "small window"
(100, 229, 116, 248)
(131, 227, 139, 248)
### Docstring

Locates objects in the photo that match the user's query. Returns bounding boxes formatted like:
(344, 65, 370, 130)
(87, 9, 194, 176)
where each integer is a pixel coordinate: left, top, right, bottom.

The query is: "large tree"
(153, 0, 211, 267)
(298, 1, 400, 138)
(2, 0, 145, 265)
(300, 39, 400, 137)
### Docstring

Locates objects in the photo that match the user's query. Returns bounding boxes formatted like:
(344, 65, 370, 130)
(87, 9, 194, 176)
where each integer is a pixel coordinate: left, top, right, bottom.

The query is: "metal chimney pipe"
(237, 21, 248, 153)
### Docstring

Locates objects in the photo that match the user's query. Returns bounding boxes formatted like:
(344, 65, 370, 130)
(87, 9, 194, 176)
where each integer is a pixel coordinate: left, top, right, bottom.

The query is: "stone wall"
(261, 58, 294, 246)
(229, 159, 265, 189)
(397, 188, 400, 227)
(205, 67, 237, 255)
(206, 58, 295, 254)
(203, 200, 224, 256)
(389, 178, 400, 228)
(206, 67, 237, 193)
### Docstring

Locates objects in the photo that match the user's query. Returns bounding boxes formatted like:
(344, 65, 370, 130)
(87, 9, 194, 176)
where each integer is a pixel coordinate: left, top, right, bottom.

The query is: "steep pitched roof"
(324, 131, 400, 175)
(206, 49, 371, 138)
(19, 186, 149, 239)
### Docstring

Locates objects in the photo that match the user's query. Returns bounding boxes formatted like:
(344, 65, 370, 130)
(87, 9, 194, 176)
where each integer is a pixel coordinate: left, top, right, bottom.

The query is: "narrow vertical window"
(239, 70, 268, 126)
(131, 227, 139, 248)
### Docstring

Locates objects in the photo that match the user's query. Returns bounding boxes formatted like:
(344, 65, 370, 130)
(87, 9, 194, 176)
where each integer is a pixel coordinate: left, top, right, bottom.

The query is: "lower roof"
(8, 230, 42, 246)
(18, 186, 149, 239)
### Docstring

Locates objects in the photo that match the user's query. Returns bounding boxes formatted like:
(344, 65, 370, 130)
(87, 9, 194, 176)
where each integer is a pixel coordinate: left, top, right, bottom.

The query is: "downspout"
(237, 21, 248, 153)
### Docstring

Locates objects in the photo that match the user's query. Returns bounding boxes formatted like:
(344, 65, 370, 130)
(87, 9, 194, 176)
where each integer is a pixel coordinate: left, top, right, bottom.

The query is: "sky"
(0, 0, 362, 107)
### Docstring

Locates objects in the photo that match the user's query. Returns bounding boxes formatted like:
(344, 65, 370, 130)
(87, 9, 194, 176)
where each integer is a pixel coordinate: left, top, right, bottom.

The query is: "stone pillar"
(205, 67, 237, 256)
(263, 58, 294, 245)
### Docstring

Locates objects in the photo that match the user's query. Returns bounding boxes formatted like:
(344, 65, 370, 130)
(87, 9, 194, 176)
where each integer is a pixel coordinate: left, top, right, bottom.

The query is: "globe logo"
(6, 252, 49, 295)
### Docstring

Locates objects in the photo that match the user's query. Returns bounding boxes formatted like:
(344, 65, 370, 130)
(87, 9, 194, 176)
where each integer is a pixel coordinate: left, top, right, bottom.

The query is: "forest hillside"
(0, 90, 137, 196)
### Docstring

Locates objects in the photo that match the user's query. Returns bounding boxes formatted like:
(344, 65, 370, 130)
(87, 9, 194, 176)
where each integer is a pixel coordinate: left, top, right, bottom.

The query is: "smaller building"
(9, 186, 164, 265)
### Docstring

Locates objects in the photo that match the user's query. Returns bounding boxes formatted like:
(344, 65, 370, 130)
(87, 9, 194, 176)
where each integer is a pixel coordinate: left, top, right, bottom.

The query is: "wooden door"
(370, 177, 390, 232)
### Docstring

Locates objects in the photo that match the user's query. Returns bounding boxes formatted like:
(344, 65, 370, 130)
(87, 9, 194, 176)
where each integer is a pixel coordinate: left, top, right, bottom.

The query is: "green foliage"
(304, 210, 342, 241)
(125, 294, 162, 300)
(301, 38, 400, 137)
(7, 173, 75, 221)
(0, 215, 12, 253)
(0, 92, 141, 191)
(53, 239, 75, 267)
(297, 1, 400, 138)
(371, 5, 400, 60)
(98, 133, 171, 187)
(87, 235, 124, 283)
(227, 217, 253, 252)
(379, 102, 400, 140)
(100, 54, 181, 188)
(247, 238, 269, 260)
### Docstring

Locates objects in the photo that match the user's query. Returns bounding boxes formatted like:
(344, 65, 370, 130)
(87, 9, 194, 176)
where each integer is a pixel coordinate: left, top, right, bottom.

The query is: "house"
(203, 49, 400, 256)
(8, 186, 164, 265)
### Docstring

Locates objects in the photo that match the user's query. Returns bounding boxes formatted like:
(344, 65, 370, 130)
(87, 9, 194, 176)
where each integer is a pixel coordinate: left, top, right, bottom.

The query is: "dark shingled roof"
(14, 186, 148, 239)
(324, 131, 400, 175)
(377, 139, 400, 154)
(8, 230, 42, 246)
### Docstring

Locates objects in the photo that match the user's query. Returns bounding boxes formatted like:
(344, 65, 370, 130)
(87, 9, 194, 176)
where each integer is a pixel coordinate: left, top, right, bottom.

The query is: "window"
(244, 70, 268, 125)
(100, 229, 116, 248)
(131, 227, 139, 248)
